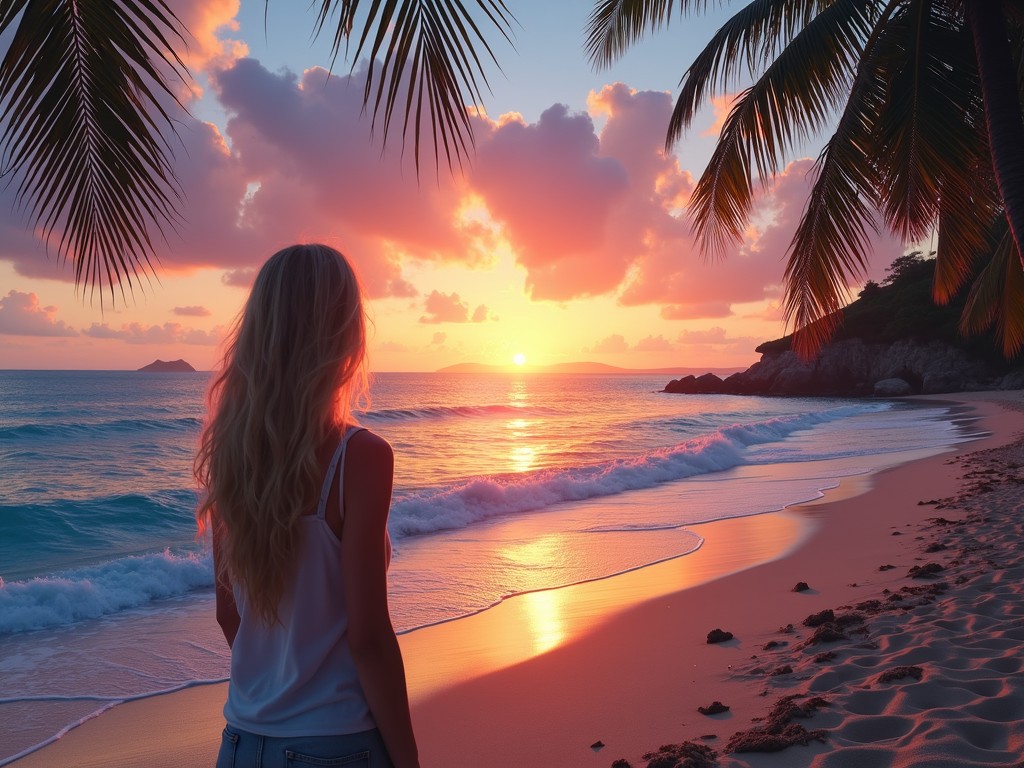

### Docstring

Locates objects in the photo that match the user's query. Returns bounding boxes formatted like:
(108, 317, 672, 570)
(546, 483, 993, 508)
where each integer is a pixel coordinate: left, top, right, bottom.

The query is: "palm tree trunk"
(964, 0, 1024, 263)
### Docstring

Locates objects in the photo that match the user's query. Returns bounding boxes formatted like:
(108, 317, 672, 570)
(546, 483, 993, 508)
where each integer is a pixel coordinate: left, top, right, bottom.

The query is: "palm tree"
(586, 0, 1024, 356)
(0, 0, 513, 302)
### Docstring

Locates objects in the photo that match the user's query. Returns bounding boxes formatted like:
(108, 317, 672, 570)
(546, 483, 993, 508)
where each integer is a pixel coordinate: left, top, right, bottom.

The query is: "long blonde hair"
(196, 244, 367, 624)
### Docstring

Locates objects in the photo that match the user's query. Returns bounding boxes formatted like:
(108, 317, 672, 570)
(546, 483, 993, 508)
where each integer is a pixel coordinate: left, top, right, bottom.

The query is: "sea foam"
(0, 549, 212, 634)
(389, 406, 865, 537)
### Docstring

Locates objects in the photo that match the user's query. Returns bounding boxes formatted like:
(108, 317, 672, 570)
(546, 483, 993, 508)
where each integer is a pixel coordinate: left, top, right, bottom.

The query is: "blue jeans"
(216, 725, 394, 768)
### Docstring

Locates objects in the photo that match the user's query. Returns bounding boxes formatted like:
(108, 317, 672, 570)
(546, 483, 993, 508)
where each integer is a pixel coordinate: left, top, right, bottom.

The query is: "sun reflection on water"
(520, 589, 566, 655)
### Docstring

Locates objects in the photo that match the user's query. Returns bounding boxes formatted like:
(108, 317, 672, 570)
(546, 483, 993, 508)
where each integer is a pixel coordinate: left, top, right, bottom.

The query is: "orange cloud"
(700, 93, 739, 138)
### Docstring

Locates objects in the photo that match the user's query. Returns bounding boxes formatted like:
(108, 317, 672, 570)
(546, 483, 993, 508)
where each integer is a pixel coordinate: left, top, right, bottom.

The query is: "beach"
(10, 390, 1024, 767)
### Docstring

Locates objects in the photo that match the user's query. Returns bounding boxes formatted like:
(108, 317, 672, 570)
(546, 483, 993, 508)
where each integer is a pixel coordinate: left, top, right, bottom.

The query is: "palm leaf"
(585, 0, 679, 69)
(959, 222, 1024, 357)
(313, 0, 514, 173)
(872, 0, 981, 243)
(0, 0, 189, 302)
(783, 5, 895, 357)
(931, 132, 1002, 303)
(687, 0, 877, 258)
(664, 0, 834, 147)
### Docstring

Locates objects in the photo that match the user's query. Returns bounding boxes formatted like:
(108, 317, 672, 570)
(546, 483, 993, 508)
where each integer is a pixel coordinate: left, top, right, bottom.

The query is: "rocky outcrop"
(665, 339, 1023, 397)
(137, 359, 196, 372)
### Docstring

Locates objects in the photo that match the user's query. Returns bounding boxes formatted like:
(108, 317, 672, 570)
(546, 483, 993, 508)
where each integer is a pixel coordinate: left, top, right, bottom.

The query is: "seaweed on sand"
(725, 694, 829, 754)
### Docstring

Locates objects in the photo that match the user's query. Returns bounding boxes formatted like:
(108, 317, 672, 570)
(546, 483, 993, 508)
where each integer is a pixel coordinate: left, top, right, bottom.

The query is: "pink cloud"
(678, 327, 729, 344)
(419, 291, 488, 324)
(0, 48, 905, 325)
(173, 305, 211, 317)
(0, 291, 78, 337)
(82, 322, 222, 345)
(470, 104, 630, 299)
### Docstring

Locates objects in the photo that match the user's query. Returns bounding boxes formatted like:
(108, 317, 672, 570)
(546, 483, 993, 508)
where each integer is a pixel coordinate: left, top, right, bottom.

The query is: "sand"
(11, 392, 1024, 768)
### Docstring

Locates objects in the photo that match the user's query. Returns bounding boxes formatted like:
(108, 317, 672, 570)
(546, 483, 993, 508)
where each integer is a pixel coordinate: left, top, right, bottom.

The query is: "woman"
(196, 244, 419, 768)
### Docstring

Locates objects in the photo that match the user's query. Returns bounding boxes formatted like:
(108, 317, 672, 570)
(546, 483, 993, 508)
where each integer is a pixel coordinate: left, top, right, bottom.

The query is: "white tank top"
(224, 426, 376, 736)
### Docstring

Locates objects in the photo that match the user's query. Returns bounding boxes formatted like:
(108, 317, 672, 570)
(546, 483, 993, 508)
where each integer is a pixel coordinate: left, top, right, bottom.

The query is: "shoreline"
(11, 392, 1023, 767)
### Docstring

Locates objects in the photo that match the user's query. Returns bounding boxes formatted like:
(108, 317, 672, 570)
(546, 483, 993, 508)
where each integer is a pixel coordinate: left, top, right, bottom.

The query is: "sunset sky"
(0, 0, 905, 372)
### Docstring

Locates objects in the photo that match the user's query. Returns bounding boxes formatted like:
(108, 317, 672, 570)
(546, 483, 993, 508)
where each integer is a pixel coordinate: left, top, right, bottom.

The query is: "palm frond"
(585, 0, 678, 69)
(932, 136, 1001, 304)
(665, 0, 834, 147)
(0, 0, 188, 302)
(959, 222, 1024, 357)
(783, 9, 894, 358)
(687, 0, 877, 258)
(314, 0, 514, 174)
(873, 0, 982, 242)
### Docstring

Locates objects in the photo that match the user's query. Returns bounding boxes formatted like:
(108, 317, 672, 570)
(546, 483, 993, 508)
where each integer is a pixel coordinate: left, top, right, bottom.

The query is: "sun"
(513, 353, 527, 366)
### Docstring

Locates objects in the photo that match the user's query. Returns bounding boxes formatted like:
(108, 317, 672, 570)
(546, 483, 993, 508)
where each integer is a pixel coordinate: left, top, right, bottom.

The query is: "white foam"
(389, 408, 866, 538)
(0, 549, 212, 634)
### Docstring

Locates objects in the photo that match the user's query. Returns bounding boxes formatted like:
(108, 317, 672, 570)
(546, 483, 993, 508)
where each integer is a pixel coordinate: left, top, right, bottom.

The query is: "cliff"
(137, 359, 196, 373)
(665, 256, 1024, 397)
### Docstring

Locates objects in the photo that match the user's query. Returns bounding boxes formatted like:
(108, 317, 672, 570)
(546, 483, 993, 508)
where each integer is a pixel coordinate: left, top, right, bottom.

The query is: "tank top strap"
(315, 426, 366, 521)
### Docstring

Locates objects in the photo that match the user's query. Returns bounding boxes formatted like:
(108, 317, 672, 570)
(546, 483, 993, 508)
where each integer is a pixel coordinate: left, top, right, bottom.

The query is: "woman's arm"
(342, 430, 420, 768)
(212, 524, 240, 648)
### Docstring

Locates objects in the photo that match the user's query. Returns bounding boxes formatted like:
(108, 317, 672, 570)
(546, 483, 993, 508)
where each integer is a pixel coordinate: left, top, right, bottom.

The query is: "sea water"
(0, 370, 982, 762)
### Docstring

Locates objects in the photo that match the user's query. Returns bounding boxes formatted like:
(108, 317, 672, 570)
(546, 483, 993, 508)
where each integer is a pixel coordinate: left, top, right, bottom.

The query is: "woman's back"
(224, 426, 374, 736)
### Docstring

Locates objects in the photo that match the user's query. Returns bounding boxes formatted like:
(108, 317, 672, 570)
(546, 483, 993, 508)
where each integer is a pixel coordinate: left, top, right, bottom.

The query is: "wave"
(362, 403, 564, 422)
(389, 406, 870, 538)
(0, 549, 213, 635)
(0, 490, 199, 550)
(0, 416, 202, 441)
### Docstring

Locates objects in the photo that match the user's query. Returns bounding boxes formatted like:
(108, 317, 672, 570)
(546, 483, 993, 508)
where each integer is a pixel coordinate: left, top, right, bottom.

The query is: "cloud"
(418, 291, 490, 324)
(0, 52, 905, 324)
(660, 302, 733, 320)
(700, 94, 738, 138)
(222, 268, 256, 287)
(587, 334, 629, 354)
(431, 332, 447, 345)
(470, 104, 630, 299)
(82, 322, 222, 345)
(173, 305, 212, 317)
(678, 327, 729, 344)
(634, 334, 674, 352)
(0, 291, 78, 337)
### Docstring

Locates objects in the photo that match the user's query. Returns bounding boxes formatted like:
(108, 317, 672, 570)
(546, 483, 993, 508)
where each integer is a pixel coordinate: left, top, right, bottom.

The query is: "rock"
(873, 377, 912, 396)
(878, 665, 924, 683)
(663, 337, 1023, 397)
(698, 701, 730, 715)
(137, 359, 196, 372)
(792, 581, 810, 592)
(590, 740, 604, 751)
(908, 562, 944, 578)
(706, 628, 734, 644)
(803, 609, 835, 627)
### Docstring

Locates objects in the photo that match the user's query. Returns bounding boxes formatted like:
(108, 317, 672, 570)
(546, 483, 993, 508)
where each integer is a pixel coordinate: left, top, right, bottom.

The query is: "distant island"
(437, 361, 748, 376)
(137, 359, 196, 373)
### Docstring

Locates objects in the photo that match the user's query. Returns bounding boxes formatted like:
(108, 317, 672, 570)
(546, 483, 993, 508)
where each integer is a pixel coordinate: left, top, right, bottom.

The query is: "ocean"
(0, 370, 982, 763)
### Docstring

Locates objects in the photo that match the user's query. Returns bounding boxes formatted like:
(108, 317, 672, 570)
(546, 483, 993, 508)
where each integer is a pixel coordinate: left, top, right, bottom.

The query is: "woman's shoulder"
(347, 427, 393, 464)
